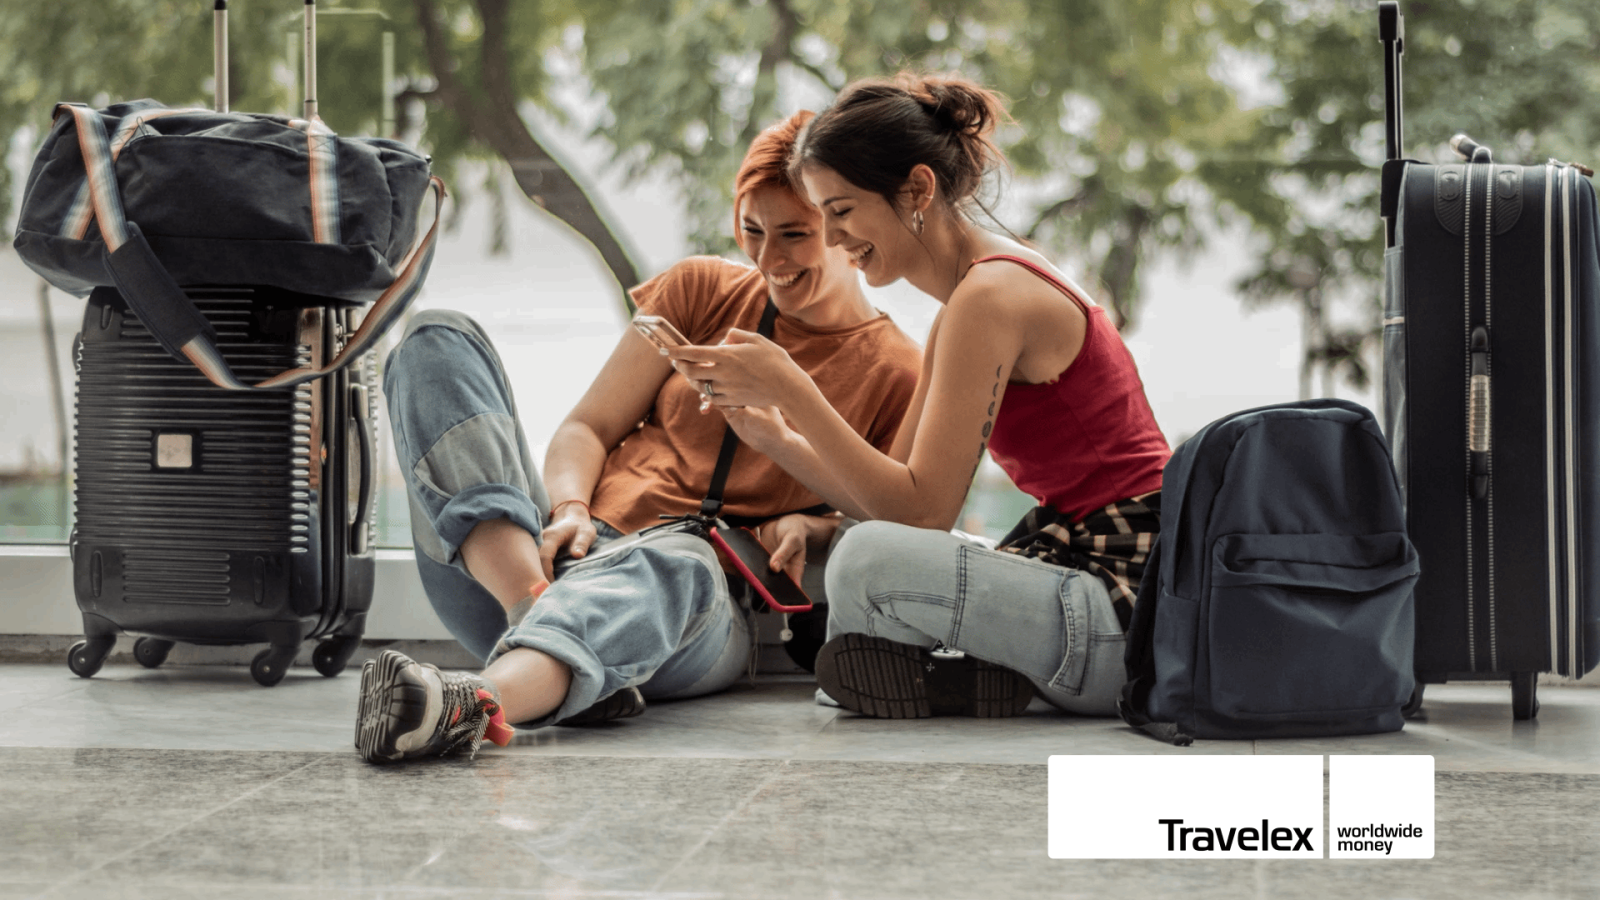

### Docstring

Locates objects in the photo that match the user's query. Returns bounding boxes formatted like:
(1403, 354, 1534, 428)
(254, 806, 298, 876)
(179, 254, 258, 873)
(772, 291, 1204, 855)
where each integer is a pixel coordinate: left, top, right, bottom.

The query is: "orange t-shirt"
(588, 256, 923, 535)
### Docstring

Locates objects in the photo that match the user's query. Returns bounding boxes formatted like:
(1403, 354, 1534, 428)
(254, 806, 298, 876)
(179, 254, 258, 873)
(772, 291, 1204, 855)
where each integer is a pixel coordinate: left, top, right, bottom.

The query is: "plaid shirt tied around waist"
(996, 492, 1161, 632)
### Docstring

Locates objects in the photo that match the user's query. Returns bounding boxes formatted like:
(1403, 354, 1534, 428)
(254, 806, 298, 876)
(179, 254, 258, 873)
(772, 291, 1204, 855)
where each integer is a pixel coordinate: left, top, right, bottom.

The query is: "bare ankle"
(484, 648, 573, 724)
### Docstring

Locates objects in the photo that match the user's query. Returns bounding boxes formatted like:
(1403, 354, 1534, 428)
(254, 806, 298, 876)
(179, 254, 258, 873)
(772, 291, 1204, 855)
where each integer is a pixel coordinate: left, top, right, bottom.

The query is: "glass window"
(0, 267, 74, 544)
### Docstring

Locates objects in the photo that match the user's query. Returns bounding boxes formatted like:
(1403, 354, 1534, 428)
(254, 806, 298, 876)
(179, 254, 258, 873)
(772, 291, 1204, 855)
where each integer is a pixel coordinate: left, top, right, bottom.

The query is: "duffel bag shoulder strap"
(58, 105, 207, 243)
(60, 102, 445, 391)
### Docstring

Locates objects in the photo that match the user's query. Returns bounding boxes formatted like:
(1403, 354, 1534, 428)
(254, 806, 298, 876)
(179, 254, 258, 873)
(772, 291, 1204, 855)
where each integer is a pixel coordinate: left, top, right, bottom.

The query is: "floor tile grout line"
(646, 758, 793, 894)
(0, 680, 95, 717)
(33, 882, 725, 899)
(26, 754, 331, 900)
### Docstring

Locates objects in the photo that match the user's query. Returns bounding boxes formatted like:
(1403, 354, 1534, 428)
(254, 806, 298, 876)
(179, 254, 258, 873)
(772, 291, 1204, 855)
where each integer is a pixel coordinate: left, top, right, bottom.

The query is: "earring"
(912, 209, 924, 236)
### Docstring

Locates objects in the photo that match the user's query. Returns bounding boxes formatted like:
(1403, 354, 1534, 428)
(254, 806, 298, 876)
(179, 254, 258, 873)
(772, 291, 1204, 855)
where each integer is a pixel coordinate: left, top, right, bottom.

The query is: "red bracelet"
(550, 499, 591, 521)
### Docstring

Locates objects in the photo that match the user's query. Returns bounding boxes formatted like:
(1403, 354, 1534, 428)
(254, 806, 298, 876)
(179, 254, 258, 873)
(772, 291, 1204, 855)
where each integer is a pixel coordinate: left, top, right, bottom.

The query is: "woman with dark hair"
(354, 111, 923, 763)
(670, 74, 1170, 719)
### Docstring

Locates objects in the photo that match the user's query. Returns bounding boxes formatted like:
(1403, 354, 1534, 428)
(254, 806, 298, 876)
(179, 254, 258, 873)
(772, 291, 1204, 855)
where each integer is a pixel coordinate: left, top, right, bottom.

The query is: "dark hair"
(733, 110, 816, 249)
(789, 73, 1010, 215)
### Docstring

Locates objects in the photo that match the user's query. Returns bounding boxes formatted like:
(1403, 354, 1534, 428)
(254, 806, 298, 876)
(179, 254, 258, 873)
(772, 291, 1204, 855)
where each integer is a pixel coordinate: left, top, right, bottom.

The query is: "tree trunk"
(1099, 206, 1150, 331)
(37, 280, 69, 524)
(736, 0, 799, 149)
(414, 0, 644, 316)
(1298, 285, 1325, 401)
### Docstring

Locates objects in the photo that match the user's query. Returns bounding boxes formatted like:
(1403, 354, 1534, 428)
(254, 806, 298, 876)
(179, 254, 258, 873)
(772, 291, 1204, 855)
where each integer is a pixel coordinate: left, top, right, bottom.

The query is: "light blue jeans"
(823, 520, 1127, 715)
(384, 310, 754, 727)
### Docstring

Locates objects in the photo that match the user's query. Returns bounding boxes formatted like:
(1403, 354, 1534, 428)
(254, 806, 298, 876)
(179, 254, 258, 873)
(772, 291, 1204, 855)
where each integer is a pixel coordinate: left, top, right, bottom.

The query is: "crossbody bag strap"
(698, 298, 779, 518)
(60, 102, 445, 392)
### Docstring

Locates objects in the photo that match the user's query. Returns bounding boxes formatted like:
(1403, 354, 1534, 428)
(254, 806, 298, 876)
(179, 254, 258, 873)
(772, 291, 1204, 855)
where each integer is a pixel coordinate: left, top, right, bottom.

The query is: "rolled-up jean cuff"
(486, 624, 604, 727)
(430, 482, 545, 567)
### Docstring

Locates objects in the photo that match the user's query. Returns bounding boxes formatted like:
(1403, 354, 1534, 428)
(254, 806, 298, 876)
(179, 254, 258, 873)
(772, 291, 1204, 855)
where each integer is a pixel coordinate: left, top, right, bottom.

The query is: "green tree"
(1233, 0, 1600, 398)
(6, 0, 1593, 356)
(577, 0, 1274, 331)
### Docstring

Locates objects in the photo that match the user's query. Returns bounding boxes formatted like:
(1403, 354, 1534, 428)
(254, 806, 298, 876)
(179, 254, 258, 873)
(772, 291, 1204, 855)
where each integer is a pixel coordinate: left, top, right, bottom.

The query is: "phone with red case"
(708, 526, 814, 613)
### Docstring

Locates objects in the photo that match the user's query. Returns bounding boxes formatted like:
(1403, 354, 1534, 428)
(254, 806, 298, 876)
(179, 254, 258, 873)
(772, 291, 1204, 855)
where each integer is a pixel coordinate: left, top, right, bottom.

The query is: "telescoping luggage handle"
(1378, 1, 1404, 247)
(58, 0, 445, 391)
(1379, 2, 1495, 501)
(214, 0, 319, 119)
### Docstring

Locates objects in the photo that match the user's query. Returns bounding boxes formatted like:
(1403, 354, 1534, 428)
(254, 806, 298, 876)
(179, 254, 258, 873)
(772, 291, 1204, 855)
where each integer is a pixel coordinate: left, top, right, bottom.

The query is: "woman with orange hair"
(671, 74, 1169, 720)
(354, 112, 923, 763)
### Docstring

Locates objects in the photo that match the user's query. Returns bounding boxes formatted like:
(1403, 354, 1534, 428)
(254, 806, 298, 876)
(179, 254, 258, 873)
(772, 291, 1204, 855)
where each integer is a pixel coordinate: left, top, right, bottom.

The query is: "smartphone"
(631, 314, 690, 352)
(708, 526, 814, 614)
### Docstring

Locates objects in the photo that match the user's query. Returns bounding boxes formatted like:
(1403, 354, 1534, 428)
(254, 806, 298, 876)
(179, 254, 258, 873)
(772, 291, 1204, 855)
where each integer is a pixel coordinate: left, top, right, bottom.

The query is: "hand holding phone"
(634, 313, 720, 410)
(631, 314, 690, 353)
(708, 526, 814, 614)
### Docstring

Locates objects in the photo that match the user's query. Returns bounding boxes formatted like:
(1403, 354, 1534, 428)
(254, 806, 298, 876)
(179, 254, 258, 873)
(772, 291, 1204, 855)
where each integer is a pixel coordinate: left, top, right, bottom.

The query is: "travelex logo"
(1047, 755, 1435, 860)
(1328, 756, 1434, 859)
(1158, 818, 1315, 853)
(1332, 822, 1426, 856)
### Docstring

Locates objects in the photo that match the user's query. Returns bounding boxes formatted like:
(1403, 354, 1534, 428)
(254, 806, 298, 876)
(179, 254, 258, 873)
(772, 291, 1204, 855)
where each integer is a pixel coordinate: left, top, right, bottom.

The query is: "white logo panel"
(1048, 755, 1323, 859)
(1328, 755, 1435, 859)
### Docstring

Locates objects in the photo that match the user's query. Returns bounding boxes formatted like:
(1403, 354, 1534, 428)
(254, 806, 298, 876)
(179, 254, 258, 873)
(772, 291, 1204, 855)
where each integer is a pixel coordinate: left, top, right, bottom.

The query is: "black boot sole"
(814, 634, 1035, 719)
(557, 686, 647, 726)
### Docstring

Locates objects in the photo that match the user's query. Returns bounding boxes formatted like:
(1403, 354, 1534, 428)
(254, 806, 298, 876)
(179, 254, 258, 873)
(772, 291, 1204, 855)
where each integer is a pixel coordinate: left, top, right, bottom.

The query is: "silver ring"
(701, 381, 715, 399)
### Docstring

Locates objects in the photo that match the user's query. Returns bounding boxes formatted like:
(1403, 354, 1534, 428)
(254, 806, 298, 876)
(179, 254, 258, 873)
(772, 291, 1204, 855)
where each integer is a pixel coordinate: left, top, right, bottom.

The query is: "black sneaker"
(555, 686, 647, 726)
(814, 634, 1035, 719)
(356, 650, 513, 763)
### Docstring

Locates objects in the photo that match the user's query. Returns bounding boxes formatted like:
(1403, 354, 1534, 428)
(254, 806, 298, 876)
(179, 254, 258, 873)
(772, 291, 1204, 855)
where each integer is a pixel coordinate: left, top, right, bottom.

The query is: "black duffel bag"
(13, 99, 444, 390)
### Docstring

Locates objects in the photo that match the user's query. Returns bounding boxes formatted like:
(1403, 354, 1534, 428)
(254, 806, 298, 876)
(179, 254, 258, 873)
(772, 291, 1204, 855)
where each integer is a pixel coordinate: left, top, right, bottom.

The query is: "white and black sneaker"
(356, 650, 514, 763)
(814, 634, 1035, 719)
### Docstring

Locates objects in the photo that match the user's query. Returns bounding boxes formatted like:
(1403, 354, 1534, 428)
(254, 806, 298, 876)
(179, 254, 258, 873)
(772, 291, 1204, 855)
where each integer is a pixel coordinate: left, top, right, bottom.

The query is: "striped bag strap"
(59, 102, 445, 391)
(60, 106, 207, 241)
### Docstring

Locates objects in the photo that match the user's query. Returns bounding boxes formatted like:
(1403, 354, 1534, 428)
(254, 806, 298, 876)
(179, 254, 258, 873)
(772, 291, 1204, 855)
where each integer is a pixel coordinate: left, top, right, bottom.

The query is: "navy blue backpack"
(1119, 399, 1420, 744)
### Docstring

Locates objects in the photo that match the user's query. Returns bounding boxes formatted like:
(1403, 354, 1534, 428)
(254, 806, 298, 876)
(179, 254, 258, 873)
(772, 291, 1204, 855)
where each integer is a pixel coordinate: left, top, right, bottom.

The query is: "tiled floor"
(1, 659, 1596, 899)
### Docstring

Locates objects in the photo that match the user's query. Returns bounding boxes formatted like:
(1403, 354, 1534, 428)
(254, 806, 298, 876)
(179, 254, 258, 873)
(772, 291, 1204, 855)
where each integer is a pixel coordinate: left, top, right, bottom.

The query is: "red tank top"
(977, 255, 1170, 520)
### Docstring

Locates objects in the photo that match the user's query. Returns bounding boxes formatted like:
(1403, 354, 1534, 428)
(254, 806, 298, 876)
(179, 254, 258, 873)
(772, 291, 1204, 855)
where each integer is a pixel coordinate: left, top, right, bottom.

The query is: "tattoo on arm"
(967, 365, 1003, 486)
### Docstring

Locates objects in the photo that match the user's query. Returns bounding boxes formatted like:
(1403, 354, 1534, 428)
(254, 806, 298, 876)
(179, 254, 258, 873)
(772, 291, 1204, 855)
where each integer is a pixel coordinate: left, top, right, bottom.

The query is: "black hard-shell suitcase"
(68, 288, 378, 686)
(63, 1, 381, 686)
(1379, 2, 1600, 718)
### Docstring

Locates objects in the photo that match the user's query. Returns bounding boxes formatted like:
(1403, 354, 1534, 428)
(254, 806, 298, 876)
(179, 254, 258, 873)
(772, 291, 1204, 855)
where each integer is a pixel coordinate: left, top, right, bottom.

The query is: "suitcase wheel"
(1401, 683, 1425, 719)
(251, 646, 297, 687)
(1511, 672, 1539, 721)
(132, 637, 174, 670)
(312, 636, 360, 678)
(67, 637, 115, 679)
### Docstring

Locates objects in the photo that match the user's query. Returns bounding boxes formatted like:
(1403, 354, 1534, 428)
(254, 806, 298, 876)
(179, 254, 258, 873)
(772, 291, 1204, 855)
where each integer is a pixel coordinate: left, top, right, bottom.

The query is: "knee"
(390, 308, 484, 366)
(383, 310, 500, 410)
(823, 520, 903, 605)
(403, 308, 488, 345)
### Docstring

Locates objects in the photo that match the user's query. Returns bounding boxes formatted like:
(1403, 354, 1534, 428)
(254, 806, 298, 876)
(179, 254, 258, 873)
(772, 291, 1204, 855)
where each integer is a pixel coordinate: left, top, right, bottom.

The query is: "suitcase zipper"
(1544, 163, 1559, 675)
(1540, 161, 1579, 677)
(1463, 162, 1477, 672)
(1463, 159, 1501, 673)
(1560, 164, 1578, 676)
(1483, 160, 1498, 674)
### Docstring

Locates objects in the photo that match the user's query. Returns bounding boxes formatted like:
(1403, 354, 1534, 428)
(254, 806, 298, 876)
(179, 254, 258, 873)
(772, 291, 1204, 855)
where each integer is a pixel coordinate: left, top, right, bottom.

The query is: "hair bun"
(906, 75, 1000, 139)
(792, 71, 1011, 213)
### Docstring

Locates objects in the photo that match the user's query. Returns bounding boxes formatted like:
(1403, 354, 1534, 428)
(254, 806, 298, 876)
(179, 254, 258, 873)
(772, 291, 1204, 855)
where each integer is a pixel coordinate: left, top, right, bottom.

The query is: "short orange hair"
(732, 110, 816, 251)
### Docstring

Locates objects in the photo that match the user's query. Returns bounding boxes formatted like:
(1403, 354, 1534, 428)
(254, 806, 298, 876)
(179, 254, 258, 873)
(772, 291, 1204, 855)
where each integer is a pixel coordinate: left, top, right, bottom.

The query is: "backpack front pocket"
(1205, 533, 1418, 721)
